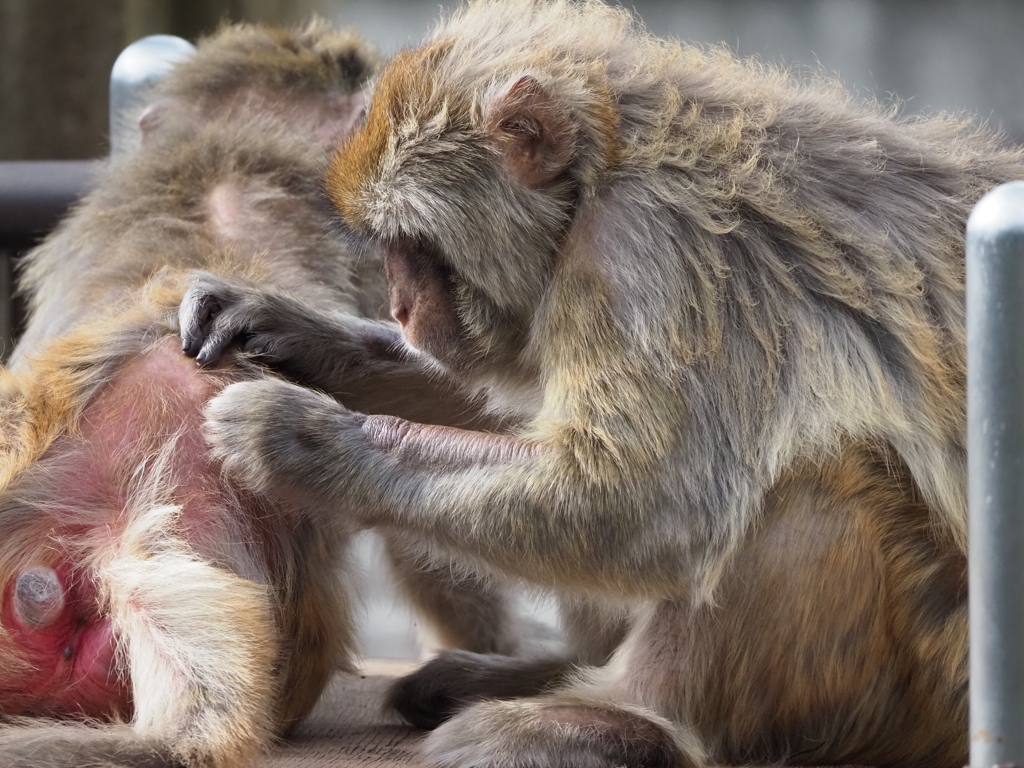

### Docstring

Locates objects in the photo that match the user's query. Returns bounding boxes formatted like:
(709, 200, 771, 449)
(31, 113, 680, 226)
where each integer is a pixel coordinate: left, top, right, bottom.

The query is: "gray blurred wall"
(0, 0, 320, 160)
(1, 0, 1022, 160)
(322, 0, 1024, 141)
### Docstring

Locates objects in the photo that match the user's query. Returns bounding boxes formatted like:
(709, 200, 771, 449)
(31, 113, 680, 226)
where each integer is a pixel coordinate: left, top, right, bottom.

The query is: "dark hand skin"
(180, 270, 407, 388)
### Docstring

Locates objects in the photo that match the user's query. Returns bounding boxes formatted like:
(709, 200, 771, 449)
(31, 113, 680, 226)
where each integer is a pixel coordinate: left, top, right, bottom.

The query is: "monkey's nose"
(393, 304, 410, 328)
(13, 567, 66, 629)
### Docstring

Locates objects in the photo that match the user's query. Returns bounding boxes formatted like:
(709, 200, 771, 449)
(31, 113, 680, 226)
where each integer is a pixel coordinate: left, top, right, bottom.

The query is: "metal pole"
(969, 180, 1024, 768)
(0, 161, 99, 240)
(109, 34, 195, 157)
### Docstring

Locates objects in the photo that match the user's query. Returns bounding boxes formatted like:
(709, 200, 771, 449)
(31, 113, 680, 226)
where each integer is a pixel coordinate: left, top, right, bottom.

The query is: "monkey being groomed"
(180, 1, 1024, 767)
(0, 20, 516, 768)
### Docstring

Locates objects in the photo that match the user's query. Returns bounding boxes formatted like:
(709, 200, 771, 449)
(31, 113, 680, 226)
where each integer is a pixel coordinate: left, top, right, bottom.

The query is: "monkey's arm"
(179, 272, 497, 429)
(205, 378, 708, 596)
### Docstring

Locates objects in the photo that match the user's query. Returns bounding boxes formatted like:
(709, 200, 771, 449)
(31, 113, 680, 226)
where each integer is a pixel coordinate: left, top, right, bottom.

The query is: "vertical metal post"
(109, 34, 194, 157)
(0, 249, 13, 358)
(969, 180, 1024, 768)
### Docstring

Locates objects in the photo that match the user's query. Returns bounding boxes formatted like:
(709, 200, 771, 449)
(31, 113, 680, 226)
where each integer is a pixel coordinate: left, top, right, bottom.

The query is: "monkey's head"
(141, 19, 379, 150)
(325, 1, 625, 381)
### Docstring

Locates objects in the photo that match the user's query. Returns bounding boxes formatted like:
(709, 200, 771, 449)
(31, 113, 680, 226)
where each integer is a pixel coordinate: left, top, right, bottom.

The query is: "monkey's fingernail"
(182, 336, 202, 357)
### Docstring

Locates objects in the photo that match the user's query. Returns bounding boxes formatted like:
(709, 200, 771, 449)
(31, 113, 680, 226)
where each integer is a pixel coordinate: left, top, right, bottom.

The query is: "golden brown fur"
(626, 447, 967, 766)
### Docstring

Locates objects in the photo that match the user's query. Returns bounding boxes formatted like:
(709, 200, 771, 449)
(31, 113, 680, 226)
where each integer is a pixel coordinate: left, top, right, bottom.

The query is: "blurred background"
(1, 0, 1023, 161)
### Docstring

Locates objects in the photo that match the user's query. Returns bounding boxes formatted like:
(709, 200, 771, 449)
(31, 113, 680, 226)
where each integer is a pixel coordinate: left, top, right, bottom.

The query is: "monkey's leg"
(383, 531, 521, 656)
(559, 595, 632, 666)
(605, 451, 969, 768)
(101, 508, 281, 768)
(0, 722, 177, 768)
(422, 683, 705, 768)
(388, 596, 631, 729)
(0, 558, 278, 768)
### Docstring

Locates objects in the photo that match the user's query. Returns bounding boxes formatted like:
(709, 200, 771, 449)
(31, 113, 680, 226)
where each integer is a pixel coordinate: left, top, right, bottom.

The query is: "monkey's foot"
(422, 695, 703, 768)
(388, 650, 572, 730)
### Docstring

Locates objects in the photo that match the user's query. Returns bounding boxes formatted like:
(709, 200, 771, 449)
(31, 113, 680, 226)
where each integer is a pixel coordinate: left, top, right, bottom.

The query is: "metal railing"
(968, 180, 1024, 768)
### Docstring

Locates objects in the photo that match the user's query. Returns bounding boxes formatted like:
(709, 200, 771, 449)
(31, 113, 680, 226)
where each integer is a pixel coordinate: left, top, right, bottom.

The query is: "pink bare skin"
(0, 337, 261, 720)
(1, 565, 122, 718)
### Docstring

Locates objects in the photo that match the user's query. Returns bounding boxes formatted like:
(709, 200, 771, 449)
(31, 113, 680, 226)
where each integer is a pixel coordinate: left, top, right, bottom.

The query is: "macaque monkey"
(0, 20, 514, 768)
(179, 1, 1024, 767)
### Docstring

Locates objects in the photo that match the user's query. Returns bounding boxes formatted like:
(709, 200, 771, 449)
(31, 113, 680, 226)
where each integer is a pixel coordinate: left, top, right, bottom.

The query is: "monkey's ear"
(138, 101, 168, 144)
(485, 76, 576, 187)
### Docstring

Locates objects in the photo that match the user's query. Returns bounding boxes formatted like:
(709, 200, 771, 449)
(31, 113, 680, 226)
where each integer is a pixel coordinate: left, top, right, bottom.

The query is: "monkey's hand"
(205, 378, 382, 513)
(181, 271, 290, 366)
(180, 270, 398, 370)
(182, 271, 495, 428)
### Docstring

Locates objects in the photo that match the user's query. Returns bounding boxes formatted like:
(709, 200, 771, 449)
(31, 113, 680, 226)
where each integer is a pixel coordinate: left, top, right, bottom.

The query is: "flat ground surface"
(259, 660, 421, 768)
(259, 660, 867, 768)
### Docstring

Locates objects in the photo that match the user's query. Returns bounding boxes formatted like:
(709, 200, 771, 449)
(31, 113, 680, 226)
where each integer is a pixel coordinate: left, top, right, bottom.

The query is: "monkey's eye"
(13, 567, 66, 629)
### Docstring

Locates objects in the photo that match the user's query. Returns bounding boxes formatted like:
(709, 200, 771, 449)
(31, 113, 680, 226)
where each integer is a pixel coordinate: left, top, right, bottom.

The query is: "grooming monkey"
(0, 21, 515, 768)
(182, 1, 1024, 767)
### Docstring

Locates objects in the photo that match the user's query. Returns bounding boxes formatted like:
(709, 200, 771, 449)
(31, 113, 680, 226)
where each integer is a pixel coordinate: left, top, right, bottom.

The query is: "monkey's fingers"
(195, 318, 245, 367)
(179, 283, 222, 358)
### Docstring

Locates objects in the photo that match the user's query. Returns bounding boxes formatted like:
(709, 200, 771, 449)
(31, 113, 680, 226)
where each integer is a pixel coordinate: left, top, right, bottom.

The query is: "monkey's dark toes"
(386, 670, 463, 730)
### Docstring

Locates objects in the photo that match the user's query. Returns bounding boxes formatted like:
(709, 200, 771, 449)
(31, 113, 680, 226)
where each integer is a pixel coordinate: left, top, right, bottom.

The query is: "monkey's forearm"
(96, 514, 280, 768)
(363, 415, 541, 469)
(180, 272, 498, 428)
(356, 416, 700, 595)
(179, 270, 401, 377)
(206, 381, 689, 594)
(256, 321, 501, 429)
(376, 452, 687, 594)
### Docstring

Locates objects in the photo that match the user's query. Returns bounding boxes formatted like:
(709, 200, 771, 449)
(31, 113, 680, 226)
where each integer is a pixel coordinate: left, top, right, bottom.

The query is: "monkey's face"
(326, 46, 580, 380)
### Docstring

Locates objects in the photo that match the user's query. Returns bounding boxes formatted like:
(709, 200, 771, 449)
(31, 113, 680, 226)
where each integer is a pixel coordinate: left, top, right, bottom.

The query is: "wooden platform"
(259, 660, 867, 768)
